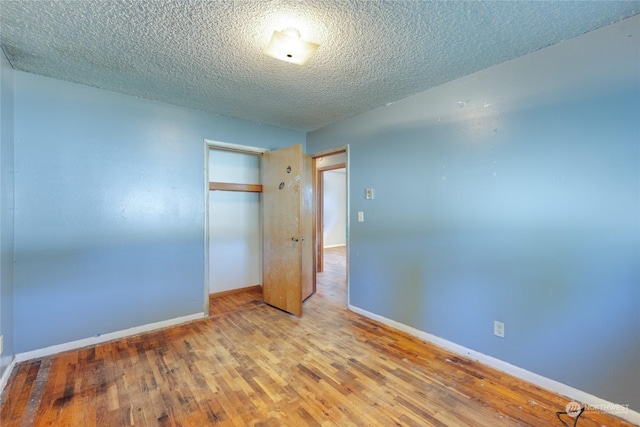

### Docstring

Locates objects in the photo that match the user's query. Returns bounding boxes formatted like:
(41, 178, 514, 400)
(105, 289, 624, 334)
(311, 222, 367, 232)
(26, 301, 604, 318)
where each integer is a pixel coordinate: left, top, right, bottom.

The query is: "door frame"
(203, 139, 268, 316)
(311, 145, 350, 307)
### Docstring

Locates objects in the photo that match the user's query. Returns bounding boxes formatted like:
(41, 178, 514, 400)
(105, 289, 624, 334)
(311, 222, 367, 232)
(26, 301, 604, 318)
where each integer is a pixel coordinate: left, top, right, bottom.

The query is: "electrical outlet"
(357, 211, 365, 222)
(494, 321, 505, 338)
(0, 335, 3, 355)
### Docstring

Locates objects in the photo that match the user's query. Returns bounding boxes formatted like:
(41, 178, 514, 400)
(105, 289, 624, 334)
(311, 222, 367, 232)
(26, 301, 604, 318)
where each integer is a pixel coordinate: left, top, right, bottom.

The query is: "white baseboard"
(15, 312, 206, 363)
(0, 357, 17, 397)
(323, 244, 346, 249)
(348, 304, 640, 425)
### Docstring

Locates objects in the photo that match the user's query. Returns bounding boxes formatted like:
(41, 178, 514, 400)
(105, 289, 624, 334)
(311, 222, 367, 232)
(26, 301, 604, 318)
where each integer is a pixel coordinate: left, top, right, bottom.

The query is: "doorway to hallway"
(314, 150, 348, 308)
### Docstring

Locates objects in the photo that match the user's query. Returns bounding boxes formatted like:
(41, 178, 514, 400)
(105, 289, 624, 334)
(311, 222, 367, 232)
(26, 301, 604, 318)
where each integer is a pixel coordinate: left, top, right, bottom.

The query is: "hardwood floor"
(208, 286, 264, 318)
(0, 247, 634, 426)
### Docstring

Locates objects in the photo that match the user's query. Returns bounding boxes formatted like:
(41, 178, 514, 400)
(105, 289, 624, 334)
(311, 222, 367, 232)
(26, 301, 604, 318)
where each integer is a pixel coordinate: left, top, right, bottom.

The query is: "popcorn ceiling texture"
(0, 0, 637, 131)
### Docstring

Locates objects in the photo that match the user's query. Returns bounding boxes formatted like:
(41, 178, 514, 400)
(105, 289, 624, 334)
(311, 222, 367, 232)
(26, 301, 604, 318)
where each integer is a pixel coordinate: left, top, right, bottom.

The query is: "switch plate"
(494, 321, 505, 338)
(357, 211, 364, 222)
(365, 188, 374, 199)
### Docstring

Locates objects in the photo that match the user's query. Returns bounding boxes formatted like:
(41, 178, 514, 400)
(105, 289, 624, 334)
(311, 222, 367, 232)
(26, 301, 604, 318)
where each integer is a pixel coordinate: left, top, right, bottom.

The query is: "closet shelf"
(209, 182, 262, 193)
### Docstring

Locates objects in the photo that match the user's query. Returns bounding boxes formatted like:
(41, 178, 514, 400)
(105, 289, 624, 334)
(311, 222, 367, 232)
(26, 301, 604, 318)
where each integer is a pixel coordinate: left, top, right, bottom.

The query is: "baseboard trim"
(209, 284, 262, 299)
(348, 304, 640, 425)
(0, 357, 17, 397)
(15, 312, 206, 363)
(323, 244, 346, 249)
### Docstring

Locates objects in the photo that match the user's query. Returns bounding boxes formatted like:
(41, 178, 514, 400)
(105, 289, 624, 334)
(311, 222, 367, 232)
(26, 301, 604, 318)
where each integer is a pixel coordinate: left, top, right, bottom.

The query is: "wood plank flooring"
(0, 246, 634, 426)
(208, 286, 264, 318)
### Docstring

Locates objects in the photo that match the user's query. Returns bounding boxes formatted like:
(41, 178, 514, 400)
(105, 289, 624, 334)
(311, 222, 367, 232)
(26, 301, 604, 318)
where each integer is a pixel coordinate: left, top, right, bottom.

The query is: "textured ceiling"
(1, 1, 638, 131)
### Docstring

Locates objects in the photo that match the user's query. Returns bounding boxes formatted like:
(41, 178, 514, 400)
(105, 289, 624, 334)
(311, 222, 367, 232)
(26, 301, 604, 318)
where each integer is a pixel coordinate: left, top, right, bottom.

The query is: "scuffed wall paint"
(308, 16, 640, 411)
(13, 72, 304, 353)
(0, 47, 16, 379)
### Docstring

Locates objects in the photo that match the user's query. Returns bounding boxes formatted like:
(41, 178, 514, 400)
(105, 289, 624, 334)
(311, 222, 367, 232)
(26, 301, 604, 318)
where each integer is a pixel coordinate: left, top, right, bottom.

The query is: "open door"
(262, 144, 314, 316)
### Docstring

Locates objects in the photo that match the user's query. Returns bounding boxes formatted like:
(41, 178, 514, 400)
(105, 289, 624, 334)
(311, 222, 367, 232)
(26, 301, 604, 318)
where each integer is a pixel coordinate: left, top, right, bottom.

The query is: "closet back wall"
(208, 150, 262, 294)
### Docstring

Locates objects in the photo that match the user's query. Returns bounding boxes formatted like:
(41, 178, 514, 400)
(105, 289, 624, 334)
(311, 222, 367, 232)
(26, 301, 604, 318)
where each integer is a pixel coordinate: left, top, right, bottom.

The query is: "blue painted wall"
(13, 72, 304, 353)
(308, 17, 639, 410)
(0, 48, 15, 378)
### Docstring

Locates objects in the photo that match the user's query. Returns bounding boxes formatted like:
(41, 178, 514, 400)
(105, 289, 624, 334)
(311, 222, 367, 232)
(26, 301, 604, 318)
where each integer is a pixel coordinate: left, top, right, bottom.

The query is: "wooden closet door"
(262, 144, 313, 315)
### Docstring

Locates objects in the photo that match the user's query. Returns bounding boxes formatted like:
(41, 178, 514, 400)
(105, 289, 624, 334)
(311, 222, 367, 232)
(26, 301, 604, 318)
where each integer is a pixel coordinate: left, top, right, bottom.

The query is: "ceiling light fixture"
(263, 27, 319, 65)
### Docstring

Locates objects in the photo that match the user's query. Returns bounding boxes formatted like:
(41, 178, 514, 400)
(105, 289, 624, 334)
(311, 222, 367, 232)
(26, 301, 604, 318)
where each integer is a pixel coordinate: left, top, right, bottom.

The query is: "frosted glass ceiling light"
(264, 27, 319, 65)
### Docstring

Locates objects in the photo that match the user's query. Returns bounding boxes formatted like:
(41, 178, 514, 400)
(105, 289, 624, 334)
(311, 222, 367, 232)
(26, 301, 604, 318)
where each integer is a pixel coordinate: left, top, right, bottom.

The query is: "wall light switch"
(357, 211, 364, 222)
(365, 188, 374, 199)
(494, 321, 505, 338)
